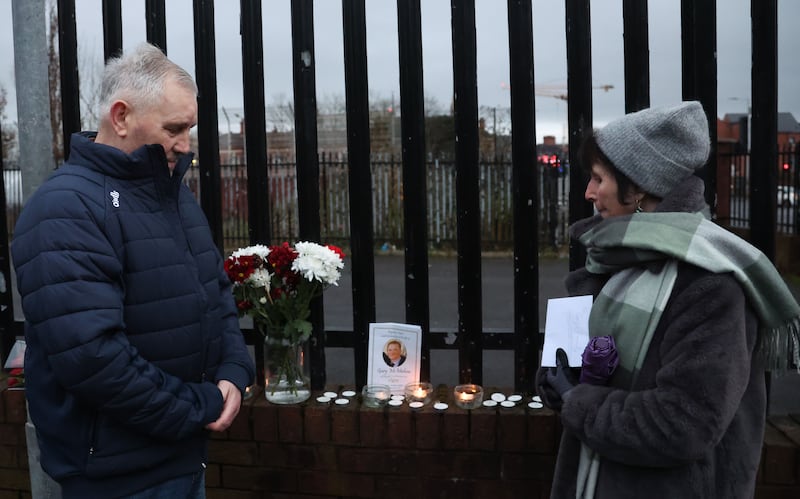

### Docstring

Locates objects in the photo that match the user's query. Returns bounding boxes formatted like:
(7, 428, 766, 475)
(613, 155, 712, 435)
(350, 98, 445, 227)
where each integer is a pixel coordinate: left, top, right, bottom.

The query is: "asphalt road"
(323, 252, 567, 331)
(322, 253, 800, 415)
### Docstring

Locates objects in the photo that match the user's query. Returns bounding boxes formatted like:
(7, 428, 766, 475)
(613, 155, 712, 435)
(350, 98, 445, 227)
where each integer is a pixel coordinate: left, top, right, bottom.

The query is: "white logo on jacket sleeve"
(110, 190, 120, 207)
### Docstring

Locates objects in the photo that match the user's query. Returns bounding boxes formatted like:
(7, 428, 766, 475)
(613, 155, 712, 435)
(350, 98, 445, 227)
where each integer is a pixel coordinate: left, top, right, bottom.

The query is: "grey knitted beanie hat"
(595, 101, 710, 198)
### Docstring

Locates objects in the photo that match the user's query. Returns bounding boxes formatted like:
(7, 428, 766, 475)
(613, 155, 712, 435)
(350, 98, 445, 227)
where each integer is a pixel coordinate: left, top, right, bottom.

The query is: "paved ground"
(322, 253, 800, 415)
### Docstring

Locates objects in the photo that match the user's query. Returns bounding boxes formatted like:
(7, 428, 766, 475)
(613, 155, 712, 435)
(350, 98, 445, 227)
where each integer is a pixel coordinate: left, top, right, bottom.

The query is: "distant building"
(204, 113, 578, 167)
(717, 111, 800, 152)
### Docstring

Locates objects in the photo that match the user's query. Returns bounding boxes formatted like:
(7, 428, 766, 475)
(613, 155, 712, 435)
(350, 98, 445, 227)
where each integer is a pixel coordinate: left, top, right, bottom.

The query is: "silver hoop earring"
(635, 198, 643, 213)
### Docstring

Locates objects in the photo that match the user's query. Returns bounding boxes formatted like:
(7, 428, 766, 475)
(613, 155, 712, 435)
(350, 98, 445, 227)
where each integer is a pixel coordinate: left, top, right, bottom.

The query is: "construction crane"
(536, 83, 614, 101)
(499, 82, 614, 143)
(500, 81, 615, 101)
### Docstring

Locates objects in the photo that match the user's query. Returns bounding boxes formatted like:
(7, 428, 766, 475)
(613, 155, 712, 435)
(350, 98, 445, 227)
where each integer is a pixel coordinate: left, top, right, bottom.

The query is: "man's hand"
(205, 380, 242, 432)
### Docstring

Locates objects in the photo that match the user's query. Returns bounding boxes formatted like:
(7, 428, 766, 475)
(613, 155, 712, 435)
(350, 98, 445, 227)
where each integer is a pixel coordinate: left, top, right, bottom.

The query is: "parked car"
(777, 185, 797, 207)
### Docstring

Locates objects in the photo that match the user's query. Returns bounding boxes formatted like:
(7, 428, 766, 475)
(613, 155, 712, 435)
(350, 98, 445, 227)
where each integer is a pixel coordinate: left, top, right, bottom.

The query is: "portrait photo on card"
(382, 339, 407, 367)
(367, 323, 421, 393)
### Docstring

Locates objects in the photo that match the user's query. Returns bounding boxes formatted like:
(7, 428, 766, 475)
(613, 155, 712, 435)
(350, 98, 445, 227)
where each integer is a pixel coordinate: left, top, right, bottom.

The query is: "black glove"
(545, 348, 579, 397)
(536, 367, 564, 411)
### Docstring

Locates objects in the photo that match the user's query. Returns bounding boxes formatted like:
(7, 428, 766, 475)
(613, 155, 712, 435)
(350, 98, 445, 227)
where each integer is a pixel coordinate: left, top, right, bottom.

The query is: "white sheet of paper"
(541, 295, 593, 367)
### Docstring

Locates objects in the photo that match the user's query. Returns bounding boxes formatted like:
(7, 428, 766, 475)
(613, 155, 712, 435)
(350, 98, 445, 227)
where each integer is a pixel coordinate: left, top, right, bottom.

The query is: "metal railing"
(182, 155, 570, 254)
(721, 145, 800, 234)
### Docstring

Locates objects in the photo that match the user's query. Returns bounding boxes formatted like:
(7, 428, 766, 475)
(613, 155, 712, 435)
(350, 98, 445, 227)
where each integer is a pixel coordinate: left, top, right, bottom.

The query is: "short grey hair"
(98, 43, 197, 113)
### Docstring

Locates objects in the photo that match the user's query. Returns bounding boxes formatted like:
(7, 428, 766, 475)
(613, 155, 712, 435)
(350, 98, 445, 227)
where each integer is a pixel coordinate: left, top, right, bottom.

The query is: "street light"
(729, 97, 751, 151)
(221, 106, 232, 164)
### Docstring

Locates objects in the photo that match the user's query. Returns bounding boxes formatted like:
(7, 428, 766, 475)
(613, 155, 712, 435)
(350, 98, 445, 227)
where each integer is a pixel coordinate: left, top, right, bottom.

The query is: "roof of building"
(722, 112, 800, 133)
(778, 112, 800, 133)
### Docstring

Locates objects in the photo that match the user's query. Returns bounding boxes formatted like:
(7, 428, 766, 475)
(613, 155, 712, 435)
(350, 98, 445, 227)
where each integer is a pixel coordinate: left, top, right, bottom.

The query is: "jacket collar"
(68, 132, 194, 181)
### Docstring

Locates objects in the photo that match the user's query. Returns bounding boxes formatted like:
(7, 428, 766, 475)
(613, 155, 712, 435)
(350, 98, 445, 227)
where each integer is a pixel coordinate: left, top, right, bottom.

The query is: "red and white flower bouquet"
(224, 241, 345, 403)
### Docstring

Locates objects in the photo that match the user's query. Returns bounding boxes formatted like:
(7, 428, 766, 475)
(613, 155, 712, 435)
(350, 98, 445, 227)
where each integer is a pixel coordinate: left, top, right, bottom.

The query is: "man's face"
(125, 77, 197, 172)
(387, 343, 401, 361)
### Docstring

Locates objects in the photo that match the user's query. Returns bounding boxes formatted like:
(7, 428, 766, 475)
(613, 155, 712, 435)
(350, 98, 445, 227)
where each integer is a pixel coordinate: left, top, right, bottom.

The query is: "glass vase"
(262, 333, 311, 404)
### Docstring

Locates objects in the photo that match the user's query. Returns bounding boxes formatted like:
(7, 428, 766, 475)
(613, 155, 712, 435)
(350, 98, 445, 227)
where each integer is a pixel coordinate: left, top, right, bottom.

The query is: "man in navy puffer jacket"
(11, 43, 255, 498)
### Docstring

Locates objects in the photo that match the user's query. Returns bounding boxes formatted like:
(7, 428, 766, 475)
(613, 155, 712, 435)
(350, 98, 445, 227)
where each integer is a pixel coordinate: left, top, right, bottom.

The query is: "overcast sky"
(1, 0, 799, 143)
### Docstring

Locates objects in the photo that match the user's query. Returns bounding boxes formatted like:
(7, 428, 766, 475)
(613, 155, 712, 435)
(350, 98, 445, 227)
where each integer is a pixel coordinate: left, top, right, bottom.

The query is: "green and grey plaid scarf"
(580, 211, 800, 374)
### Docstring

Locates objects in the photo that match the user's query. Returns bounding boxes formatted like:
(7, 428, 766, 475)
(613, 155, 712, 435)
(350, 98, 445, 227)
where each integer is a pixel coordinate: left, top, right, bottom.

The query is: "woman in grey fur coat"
(537, 101, 800, 499)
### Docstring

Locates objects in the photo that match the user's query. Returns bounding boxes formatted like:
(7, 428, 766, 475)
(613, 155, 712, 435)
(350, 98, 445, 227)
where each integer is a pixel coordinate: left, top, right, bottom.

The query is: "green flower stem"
(265, 339, 304, 396)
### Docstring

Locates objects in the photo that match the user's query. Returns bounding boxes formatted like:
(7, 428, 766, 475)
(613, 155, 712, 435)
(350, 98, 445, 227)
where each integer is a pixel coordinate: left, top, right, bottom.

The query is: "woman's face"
(585, 161, 637, 218)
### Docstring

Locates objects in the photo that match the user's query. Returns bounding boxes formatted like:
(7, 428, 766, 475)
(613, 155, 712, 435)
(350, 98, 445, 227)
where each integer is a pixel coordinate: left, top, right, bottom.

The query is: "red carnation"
(268, 242, 298, 281)
(327, 244, 346, 260)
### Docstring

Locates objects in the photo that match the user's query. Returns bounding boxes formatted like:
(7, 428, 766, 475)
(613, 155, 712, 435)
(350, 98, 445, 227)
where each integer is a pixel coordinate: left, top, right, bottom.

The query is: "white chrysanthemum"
(231, 244, 271, 260)
(246, 268, 273, 292)
(291, 241, 344, 285)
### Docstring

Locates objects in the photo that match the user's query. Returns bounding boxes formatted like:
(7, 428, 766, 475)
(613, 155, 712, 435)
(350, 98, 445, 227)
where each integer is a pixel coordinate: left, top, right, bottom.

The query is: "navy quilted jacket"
(12, 133, 255, 498)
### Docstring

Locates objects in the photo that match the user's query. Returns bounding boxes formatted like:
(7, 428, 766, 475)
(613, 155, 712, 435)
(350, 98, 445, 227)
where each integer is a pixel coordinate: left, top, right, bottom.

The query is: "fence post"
(622, 0, 649, 112)
(451, 0, 483, 384)
(102, 0, 122, 61)
(290, 0, 325, 389)
(56, 0, 81, 159)
(681, 0, 718, 213)
(241, 0, 271, 248)
(145, 0, 167, 53)
(794, 146, 800, 234)
(343, 0, 376, 389)
(749, 0, 778, 261)
(193, 0, 224, 254)
(507, 0, 540, 392)
(565, 0, 594, 270)
(397, 1, 431, 378)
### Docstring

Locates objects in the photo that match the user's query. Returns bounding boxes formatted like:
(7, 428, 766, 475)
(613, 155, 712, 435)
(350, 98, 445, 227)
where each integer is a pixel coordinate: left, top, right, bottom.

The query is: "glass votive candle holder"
(403, 382, 434, 406)
(453, 384, 484, 410)
(361, 384, 392, 408)
(243, 385, 254, 400)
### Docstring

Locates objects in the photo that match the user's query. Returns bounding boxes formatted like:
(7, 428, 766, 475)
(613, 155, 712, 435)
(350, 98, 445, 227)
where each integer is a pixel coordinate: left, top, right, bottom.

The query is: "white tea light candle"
(403, 382, 433, 405)
(490, 392, 506, 402)
(453, 384, 484, 410)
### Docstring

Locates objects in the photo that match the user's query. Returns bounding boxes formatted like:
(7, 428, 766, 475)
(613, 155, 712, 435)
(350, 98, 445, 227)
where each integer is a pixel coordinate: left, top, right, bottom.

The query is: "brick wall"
(1, 382, 799, 499)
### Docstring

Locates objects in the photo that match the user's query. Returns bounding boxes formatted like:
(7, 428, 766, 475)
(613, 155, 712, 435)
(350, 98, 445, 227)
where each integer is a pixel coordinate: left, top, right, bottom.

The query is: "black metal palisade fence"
(179, 154, 571, 254)
(0, 0, 781, 394)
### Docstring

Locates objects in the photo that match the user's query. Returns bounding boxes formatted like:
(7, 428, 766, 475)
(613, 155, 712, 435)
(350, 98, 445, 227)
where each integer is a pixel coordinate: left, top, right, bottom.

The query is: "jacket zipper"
(88, 414, 99, 456)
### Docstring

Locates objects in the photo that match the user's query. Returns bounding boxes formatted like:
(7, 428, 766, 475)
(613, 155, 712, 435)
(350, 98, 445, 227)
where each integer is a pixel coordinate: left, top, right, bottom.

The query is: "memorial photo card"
(367, 322, 422, 394)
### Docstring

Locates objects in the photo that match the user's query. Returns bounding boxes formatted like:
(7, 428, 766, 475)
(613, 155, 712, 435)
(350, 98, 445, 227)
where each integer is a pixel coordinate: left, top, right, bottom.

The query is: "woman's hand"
(537, 348, 579, 410)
